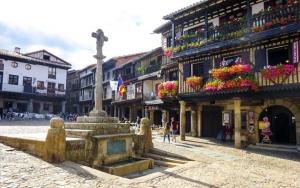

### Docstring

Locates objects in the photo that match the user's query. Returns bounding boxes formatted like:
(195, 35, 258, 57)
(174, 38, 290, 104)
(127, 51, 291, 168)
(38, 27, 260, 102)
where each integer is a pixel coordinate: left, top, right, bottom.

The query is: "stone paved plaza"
(1, 121, 300, 188)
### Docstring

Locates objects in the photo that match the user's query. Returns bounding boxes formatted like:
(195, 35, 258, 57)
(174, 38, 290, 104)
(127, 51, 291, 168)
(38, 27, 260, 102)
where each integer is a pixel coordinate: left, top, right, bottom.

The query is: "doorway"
(202, 106, 223, 138)
(259, 105, 296, 144)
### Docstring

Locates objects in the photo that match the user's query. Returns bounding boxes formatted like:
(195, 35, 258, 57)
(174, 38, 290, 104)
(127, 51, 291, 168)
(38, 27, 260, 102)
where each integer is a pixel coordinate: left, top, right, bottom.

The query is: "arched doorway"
(259, 105, 296, 145)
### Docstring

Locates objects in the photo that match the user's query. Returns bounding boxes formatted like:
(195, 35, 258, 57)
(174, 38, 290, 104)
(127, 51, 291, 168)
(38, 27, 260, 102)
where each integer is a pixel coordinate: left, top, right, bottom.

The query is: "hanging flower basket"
(158, 81, 178, 98)
(186, 76, 203, 89)
(163, 48, 173, 57)
(261, 64, 296, 82)
(211, 64, 252, 80)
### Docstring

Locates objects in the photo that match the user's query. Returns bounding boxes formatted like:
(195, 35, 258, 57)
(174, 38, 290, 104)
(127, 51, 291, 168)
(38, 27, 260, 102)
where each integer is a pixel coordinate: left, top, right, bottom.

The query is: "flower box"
(186, 76, 203, 89)
(158, 81, 178, 98)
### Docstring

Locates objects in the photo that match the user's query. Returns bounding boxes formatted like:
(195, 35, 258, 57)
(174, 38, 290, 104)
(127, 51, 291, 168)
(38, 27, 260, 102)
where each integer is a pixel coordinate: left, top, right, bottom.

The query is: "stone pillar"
(179, 101, 186, 141)
(149, 110, 154, 126)
(234, 98, 242, 149)
(44, 118, 66, 163)
(61, 101, 66, 113)
(90, 29, 108, 117)
(39, 102, 44, 114)
(191, 108, 197, 137)
(49, 103, 53, 113)
(113, 106, 117, 117)
(139, 118, 153, 153)
(129, 107, 132, 122)
(197, 105, 203, 137)
(144, 107, 149, 118)
(162, 110, 167, 127)
(28, 99, 33, 113)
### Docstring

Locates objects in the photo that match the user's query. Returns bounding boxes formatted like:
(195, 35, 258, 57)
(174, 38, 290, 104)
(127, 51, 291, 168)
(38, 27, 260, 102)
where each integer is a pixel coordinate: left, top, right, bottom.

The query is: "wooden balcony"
(179, 64, 300, 96)
(173, 3, 300, 56)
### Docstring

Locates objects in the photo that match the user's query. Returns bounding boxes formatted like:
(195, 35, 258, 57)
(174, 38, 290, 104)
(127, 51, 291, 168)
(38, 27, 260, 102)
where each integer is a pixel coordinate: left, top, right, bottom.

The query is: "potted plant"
(186, 76, 203, 89)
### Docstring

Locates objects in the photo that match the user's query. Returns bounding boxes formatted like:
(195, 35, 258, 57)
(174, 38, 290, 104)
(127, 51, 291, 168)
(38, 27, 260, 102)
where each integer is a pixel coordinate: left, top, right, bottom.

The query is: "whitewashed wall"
(1, 59, 67, 94)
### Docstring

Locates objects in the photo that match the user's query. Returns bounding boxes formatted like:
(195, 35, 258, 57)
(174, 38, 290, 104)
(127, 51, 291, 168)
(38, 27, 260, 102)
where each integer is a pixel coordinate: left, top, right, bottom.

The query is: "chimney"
(14, 47, 21, 53)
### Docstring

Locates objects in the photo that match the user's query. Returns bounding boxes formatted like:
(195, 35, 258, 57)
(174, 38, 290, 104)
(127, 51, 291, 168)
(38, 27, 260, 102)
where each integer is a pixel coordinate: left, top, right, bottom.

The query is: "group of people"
(163, 117, 178, 143)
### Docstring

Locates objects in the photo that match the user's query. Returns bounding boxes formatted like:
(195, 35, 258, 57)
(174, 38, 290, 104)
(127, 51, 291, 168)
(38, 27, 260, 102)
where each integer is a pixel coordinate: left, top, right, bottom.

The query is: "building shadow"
(161, 170, 219, 188)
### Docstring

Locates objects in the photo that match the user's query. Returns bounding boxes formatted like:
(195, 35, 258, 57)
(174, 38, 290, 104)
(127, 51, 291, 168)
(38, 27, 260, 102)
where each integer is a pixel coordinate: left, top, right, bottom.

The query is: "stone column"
(149, 110, 154, 126)
(129, 107, 132, 122)
(113, 106, 117, 117)
(39, 102, 44, 114)
(197, 105, 203, 137)
(144, 107, 149, 118)
(90, 29, 108, 117)
(191, 107, 197, 137)
(162, 110, 167, 127)
(179, 101, 186, 141)
(61, 101, 66, 113)
(234, 98, 242, 149)
(28, 99, 33, 113)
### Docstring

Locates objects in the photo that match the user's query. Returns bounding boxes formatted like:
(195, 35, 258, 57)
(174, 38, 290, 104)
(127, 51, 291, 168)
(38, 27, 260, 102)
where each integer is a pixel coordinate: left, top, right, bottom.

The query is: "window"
(48, 67, 56, 79)
(135, 83, 142, 98)
(104, 87, 107, 99)
(192, 63, 204, 76)
(166, 36, 172, 48)
(169, 71, 178, 81)
(8, 75, 18, 85)
(58, 84, 64, 92)
(47, 82, 55, 94)
(125, 67, 131, 75)
(37, 81, 44, 89)
(106, 71, 110, 80)
(23, 77, 32, 86)
(89, 90, 92, 98)
(267, 46, 289, 66)
(0, 60, 4, 70)
(43, 55, 50, 61)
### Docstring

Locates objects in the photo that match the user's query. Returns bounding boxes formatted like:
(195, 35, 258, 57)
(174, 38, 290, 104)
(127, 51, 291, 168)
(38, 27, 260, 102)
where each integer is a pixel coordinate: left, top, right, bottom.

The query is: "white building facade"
(0, 48, 71, 115)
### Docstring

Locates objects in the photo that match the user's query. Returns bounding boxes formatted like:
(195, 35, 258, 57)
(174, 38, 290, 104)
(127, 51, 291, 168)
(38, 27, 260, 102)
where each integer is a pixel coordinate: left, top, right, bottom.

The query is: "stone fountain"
(64, 29, 153, 176)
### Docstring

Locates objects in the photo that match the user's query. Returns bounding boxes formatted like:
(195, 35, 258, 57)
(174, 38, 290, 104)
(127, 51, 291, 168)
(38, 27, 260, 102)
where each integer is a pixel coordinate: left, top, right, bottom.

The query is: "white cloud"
(0, 0, 199, 69)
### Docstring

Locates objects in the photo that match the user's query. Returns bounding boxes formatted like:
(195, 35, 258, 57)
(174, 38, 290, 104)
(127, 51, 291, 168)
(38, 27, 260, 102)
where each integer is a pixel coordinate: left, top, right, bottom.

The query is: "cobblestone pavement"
(1, 123, 300, 187)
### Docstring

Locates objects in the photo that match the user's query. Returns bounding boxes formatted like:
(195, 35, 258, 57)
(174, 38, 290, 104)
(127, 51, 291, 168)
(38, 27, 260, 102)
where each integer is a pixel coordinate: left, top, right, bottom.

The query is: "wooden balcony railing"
(179, 64, 300, 95)
(173, 2, 300, 54)
(252, 3, 300, 31)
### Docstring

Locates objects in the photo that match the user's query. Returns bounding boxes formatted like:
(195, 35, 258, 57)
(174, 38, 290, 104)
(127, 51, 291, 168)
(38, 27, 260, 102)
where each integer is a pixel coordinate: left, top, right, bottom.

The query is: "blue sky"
(0, 0, 198, 69)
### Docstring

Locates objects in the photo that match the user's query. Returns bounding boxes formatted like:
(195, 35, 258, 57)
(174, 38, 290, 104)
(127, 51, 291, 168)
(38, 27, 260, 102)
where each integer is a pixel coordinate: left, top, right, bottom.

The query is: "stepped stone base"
(76, 116, 118, 123)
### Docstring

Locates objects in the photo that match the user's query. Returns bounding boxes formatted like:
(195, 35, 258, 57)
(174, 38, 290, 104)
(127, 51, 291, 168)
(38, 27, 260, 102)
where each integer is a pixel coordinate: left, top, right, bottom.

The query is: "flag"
(117, 75, 126, 96)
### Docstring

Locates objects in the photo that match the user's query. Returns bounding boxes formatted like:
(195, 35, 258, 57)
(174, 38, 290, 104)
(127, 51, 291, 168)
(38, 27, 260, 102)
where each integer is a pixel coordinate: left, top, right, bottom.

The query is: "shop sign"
(293, 41, 299, 63)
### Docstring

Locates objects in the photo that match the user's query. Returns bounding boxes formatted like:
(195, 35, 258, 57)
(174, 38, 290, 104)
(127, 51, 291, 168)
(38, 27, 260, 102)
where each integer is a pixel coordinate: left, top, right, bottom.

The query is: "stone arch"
(254, 99, 300, 145)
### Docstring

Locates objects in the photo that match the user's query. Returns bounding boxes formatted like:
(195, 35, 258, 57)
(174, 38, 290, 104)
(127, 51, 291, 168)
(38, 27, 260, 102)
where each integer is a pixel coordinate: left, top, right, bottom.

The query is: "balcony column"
(204, 9, 208, 40)
(28, 99, 33, 113)
(178, 63, 183, 93)
(234, 98, 242, 149)
(113, 105, 117, 117)
(246, 0, 252, 31)
(197, 105, 203, 137)
(179, 101, 186, 141)
(191, 107, 197, 137)
(171, 20, 175, 48)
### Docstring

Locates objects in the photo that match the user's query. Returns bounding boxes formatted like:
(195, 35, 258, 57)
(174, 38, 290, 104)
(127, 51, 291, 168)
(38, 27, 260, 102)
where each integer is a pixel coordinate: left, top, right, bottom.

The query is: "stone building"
(155, 0, 300, 151)
(66, 70, 80, 113)
(0, 48, 71, 115)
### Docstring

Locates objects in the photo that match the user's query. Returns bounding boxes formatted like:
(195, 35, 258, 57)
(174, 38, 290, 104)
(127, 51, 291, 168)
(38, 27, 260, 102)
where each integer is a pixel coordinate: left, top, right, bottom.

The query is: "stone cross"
(90, 29, 108, 117)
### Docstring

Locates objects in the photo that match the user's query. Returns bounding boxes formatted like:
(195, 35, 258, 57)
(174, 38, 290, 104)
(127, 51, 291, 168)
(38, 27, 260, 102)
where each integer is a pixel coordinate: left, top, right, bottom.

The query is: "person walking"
(163, 121, 171, 143)
(170, 117, 178, 143)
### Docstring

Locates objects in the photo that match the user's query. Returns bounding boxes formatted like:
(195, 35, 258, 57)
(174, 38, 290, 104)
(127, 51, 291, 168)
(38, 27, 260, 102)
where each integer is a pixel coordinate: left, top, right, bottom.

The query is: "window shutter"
(183, 63, 191, 79)
(203, 60, 212, 79)
(254, 49, 267, 71)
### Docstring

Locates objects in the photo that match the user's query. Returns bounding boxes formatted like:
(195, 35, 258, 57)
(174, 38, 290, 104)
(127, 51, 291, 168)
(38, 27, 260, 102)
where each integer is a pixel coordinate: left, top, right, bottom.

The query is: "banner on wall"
(293, 41, 299, 63)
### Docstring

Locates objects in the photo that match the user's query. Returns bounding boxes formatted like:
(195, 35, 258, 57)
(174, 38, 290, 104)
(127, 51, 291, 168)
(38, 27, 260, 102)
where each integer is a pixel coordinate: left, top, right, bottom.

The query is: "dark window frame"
(58, 84, 64, 92)
(48, 67, 56, 79)
(23, 76, 32, 86)
(37, 81, 45, 89)
(8, 74, 19, 85)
